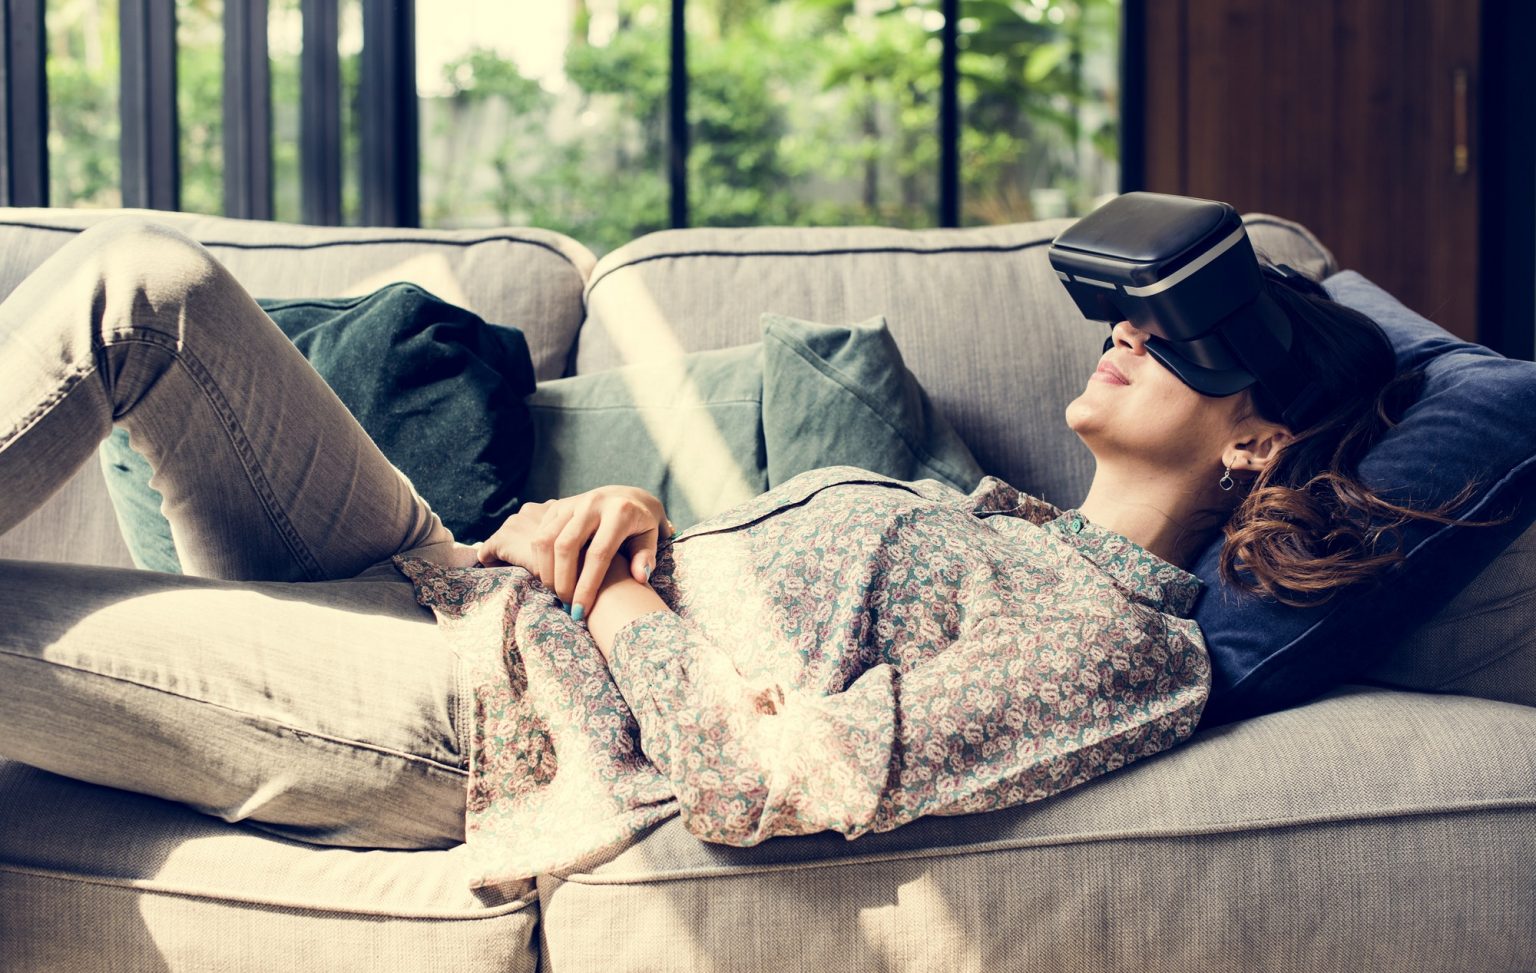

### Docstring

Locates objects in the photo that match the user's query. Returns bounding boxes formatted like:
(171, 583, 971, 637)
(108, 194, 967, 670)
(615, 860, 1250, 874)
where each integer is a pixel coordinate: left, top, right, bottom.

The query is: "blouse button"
(1070, 515, 1084, 534)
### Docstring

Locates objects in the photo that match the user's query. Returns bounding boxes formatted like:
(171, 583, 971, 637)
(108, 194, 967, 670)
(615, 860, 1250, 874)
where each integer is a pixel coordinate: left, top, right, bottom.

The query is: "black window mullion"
(119, 0, 179, 210)
(1478, 0, 1536, 360)
(223, 0, 271, 219)
(0, 0, 47, 206)
(669, 0, 687, 228)
(1118, 0, 1145, 193)
(359, 0, 416, 227)
(939, 0, 959, 227)
(300, 0, 340, 225)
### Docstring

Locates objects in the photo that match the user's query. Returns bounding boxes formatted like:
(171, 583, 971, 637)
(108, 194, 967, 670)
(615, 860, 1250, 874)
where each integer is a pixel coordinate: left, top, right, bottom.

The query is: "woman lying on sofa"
(0, 198, 1465, 888)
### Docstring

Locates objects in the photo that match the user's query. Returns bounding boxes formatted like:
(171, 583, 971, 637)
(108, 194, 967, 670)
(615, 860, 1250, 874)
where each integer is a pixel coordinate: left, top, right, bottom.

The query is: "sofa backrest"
(578, 215, 1336, 504)
(0, 207, 595, 381)
(0, 206, 1335, 569)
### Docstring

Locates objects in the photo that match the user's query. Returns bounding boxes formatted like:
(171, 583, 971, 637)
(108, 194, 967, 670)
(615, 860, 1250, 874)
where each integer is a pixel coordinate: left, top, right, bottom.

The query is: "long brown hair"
(1218, 270, 1485, 607)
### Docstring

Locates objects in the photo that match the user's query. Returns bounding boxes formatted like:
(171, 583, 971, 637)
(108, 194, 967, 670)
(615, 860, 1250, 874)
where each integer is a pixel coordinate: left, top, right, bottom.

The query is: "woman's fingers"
(532, 502, 577, 593)
(570, 517, 632, 618)
(628, 525, 660, 583)
(475, 520, 516, 566)
(551, 502, 602, 609)
(486, 489, 668, 619)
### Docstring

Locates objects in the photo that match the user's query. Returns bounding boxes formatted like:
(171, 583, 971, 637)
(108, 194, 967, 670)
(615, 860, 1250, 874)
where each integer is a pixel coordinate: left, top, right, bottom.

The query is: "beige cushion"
(0, 761, 539, 973)
(538, 687, 1536, 972)
(576, 214, 1335, 507)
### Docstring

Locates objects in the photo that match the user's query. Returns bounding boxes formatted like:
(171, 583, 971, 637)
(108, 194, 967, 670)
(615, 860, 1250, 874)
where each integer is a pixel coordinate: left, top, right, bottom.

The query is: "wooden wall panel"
(1140, 0, 1480, 341)
(1142, 0, 1186, 192)
(1424, 0, 1480, 336)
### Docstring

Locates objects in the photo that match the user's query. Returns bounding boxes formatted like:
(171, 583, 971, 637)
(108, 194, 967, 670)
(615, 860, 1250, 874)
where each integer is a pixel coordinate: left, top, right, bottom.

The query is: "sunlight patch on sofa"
(595, 272, 759, 518)
(859, 870, 984, 971)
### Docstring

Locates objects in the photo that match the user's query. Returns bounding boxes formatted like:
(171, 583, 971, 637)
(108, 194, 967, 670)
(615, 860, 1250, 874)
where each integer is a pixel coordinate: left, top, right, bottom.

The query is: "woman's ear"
(1227, 424, 1294, 475)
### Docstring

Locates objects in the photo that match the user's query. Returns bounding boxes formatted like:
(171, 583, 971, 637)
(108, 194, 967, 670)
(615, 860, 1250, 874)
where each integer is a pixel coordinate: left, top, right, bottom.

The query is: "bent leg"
(0, 555, 469, 849)
(0, 217, 452, 582)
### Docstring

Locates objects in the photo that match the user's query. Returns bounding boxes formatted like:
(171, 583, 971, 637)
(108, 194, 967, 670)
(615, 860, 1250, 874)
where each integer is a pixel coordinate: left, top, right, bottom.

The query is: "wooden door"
(1141, 0, 1481, 341)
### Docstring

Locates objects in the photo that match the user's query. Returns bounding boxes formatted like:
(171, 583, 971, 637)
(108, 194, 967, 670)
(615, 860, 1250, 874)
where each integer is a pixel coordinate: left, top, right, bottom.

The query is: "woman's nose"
(1111, 320, 1150, 353)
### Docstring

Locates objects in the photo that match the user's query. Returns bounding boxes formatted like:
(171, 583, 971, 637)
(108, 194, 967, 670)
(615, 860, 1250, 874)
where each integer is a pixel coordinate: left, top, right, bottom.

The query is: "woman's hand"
(474, 486, 673, 619)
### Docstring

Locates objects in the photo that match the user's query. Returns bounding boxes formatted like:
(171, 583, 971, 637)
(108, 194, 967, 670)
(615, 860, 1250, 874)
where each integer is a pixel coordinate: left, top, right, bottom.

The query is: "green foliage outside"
(177, 0, 222, 215)
(46, 0, 121, 208)
(44, 0, 1118, 251)
(424, 0, 1119, 252)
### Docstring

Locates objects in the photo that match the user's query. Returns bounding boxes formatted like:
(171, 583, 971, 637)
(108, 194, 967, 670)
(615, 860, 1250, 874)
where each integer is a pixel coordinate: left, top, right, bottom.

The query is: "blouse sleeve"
(608, 606, 1209, 847)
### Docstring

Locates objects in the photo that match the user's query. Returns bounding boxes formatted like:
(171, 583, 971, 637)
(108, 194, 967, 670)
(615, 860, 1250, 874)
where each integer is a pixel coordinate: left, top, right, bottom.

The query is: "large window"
(269, 0, 302, 223)
(684, 0, 942, 231)
(959, 0, 1119, 223)
(10, 0, 1123, 247)
(176, 0, 222, 215)
(415, 0, 672, 251)
(45, 0, 121, 208)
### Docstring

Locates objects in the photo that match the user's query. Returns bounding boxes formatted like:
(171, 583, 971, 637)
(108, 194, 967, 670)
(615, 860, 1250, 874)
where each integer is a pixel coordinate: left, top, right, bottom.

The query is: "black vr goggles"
(1048, 191, 1325, 428)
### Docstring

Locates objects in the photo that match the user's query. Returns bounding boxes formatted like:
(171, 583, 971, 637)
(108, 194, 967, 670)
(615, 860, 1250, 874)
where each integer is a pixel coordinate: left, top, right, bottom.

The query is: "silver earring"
(1219, 464, 1235, 492)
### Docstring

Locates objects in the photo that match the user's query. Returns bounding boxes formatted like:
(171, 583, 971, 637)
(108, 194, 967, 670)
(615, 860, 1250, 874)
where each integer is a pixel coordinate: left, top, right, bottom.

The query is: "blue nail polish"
(571, 603, 585, 623)
(560, 600, 570, 613)
(644, 565, 653, 582)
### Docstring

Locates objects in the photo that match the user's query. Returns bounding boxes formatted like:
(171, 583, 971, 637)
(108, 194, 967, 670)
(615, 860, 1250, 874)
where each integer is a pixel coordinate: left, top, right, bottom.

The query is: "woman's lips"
(1092, 361, 1130, 385)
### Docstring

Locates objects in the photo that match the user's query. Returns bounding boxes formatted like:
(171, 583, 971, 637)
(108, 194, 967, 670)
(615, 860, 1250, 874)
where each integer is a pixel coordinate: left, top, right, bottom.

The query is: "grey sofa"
(0, 207, 1531, 973)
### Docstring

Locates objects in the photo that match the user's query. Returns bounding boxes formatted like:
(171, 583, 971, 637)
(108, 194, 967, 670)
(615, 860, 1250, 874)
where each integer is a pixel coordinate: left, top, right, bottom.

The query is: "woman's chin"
(1064, 396, 1099, 435)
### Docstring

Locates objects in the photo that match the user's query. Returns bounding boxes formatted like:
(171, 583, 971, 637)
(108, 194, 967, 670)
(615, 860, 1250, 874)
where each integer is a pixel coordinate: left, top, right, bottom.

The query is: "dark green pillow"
(521, 312, 983, 528)
(99, 283, 537, 573)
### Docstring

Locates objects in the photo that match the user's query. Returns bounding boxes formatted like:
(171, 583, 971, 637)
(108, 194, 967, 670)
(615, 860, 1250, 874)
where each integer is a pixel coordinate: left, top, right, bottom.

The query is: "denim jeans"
(0, 217, 474, 849)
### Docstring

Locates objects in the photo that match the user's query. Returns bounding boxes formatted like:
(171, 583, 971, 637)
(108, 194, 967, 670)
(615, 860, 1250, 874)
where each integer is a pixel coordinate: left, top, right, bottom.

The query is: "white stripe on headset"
(1066, 225, 1249, 297)
(1123, 225, 1248, 297)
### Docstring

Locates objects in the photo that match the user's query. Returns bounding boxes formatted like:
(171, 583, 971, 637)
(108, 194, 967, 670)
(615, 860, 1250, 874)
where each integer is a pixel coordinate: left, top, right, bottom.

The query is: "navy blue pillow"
(1194, 270, 1536, 726)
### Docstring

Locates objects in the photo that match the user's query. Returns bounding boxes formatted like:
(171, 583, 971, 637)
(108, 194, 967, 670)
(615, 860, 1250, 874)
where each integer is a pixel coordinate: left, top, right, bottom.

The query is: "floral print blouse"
(393, 466, 1211, 890)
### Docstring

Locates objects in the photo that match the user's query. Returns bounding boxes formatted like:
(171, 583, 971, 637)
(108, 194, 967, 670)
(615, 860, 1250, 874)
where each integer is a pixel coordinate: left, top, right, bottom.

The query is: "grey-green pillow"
(522, 312, 983, 528)
(520, 342, 769, 529)
(760, 311, 982, 494)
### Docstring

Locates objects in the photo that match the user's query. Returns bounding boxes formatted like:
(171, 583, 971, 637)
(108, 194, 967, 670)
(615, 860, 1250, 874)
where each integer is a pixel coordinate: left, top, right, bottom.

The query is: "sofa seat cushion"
(575, 215, 1334, 506)
(537, 687, 1536, 972)
(0, 761, 538, 973)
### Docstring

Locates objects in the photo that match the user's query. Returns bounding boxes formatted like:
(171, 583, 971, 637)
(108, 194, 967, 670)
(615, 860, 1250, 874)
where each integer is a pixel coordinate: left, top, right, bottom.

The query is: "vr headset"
(1048, 191, 1326, 428)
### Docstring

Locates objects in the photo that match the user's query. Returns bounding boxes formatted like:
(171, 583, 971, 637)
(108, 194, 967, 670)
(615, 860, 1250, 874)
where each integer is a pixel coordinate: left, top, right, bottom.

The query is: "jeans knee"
(72, 217, 229, 332)
(76, 215, 206, 261)
(77, 216, 220, 291)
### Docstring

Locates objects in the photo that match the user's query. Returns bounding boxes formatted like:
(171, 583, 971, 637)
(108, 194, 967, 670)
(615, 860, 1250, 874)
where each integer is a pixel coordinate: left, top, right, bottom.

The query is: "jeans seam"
(102, 330, 328, 581)
(0, 361, 97, 446)
(1, 649, 468, 778)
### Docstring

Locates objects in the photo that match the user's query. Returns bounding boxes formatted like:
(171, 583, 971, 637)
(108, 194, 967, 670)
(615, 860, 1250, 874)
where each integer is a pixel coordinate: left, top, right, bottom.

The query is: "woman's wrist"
(586, 554, 671, 665)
